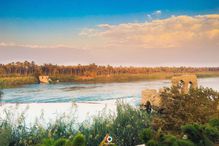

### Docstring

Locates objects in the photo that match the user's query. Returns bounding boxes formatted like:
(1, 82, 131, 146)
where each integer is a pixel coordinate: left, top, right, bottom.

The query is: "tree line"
(0, 61, 219, 77)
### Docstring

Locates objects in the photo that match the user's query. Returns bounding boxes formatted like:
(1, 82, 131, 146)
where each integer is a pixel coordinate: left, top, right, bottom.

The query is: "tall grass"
(0, 76, 37, 88)
(0, 101, 150, 146)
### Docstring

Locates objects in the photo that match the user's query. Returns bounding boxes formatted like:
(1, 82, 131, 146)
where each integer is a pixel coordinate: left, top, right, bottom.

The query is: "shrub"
(203, 124, 219, 142)
(0, 127, 12, 146)
(146, 139, 158, 146)
(54, 138, 67, 146)
(209, 118, 219, 129)
(110, 101, 150, 146)
(159, 135, 178, 146)
(80, 101, 150, 146)
(140, 128, 153, 144)
(177, 139, 195, 146)
(41, 138, 55, 146)
(72, 133, 86, 146)
(182, 123, 214, 146)
(157, 87, 219, 132)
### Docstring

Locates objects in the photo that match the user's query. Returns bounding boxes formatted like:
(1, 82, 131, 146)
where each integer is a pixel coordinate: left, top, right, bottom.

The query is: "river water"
(0, 77, 218, 124)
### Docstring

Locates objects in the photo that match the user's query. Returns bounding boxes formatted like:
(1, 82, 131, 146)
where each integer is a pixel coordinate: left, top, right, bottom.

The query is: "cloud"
(79, 14, 219, 49)
(0, 42, 77, 49)
(2, 14, 219, 53)
(152, 10, 162, 15)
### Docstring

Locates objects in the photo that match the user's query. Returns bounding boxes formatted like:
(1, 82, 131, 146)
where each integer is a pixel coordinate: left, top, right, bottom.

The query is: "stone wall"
(141, 75, 198, 107)
(171, 74, 197, 93)
(141, 89, 161, 107)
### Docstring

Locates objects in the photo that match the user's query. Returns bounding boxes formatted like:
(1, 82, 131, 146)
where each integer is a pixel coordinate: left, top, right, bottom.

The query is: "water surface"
(1, 77, 219, 103)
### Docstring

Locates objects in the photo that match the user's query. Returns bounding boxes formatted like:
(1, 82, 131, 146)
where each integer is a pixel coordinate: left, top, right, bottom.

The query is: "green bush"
(181, 124, 201, 144)
(72, 133, 86, 146)
(203, 125, 219, 142)
(0, 127, 12, 146)
(80, 101, 150, 146)
(146, 139, 158, 146)
(110, 101, 150, 146)
(41, 138, 55, 146)
(209, 118, 219, 129)
(159, 135, 178, 146)
(140, 128, 153, 144)
(54, 138, 67, 146)
(182, 123, 214, 146)
(177, 139, 195, 146)
(157, 87, 219, 132)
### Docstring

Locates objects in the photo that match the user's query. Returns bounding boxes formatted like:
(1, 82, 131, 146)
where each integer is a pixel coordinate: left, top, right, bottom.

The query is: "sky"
(0, 0, 219, 66)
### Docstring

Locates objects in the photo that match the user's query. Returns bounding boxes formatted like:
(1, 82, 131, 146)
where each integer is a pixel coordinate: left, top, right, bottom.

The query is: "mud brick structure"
(141, 75, 198, 107)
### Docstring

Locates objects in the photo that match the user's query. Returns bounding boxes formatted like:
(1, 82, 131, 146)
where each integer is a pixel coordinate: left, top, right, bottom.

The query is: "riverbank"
(1, 71, 219, 88)
(0, 76, 37, 89)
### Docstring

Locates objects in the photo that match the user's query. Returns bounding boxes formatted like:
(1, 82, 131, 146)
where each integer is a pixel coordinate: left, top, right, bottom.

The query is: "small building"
(39, 76, 50, 83)
(141, 89, 161, 108)
(171, 74, 197, 93)
(141, 75, 198, 107)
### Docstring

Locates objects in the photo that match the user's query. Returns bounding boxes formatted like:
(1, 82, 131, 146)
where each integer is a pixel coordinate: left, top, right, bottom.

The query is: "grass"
(1, 71, 219, 88)
(54, 72, 219, 83)
(0, 76, 37, 88)
(0, 101, 150, 146)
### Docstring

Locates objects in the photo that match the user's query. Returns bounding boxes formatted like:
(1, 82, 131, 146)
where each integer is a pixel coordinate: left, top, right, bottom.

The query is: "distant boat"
(38, 76, 51, 83)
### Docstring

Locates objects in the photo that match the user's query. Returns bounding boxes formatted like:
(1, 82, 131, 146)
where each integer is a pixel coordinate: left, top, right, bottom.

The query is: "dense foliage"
(79, 101, 150, 146)
(0, 101, 150, 146)
(141, 119, 219, 146)
(153, 87, 219, 132)
(1, 61, 219, 88)
(1, 61, 219, 77)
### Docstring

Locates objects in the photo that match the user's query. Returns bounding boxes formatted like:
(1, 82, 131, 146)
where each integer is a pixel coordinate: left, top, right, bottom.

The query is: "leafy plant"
(0, 127, 12, 146)
(54, 138, 67, 146)
(72, 133, 86, 146)
(146, 139, 158, 146)
(156, 87, 219, 132)
(140, 128, 153, 144)
(182, 123, 214, 146)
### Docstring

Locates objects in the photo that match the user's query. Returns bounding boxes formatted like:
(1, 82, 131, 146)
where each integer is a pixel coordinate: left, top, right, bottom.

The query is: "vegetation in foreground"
(1, 61, 219, 88)
(0, 86, 219, 146)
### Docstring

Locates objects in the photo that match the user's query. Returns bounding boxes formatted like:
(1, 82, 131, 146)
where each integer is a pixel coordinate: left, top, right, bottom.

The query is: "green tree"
(154, 87, 219, 132)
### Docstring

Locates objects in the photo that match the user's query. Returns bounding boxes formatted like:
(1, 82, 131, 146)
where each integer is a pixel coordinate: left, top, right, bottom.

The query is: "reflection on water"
(1, 77, 219, 103)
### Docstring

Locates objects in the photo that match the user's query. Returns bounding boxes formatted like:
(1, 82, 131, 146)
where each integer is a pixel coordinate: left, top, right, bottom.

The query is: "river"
(0, 77, 219, 124)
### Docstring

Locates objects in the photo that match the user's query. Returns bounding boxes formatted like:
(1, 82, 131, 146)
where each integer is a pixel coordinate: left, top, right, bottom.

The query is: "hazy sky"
(0, 0, 219, 66)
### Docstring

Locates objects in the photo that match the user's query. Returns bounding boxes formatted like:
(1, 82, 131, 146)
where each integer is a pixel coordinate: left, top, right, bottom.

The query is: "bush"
(72, 133, 86, 146)
(0, 127, 12, 146)
(209, 118, 219, 129)
(110, 101, 150, 146)
(80, 101, 150, 146)
(140, 128, 153, 144)
(182, 123, 214, 146)
(54, 138, 67, 146)
(146, 139, 158, 146)
(41, 138, 55, 146)
(203, 124, 219, 142)
(159, 135, 178, 146)
(157, 87, 219, 132)
(177, 139, 195, 146)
